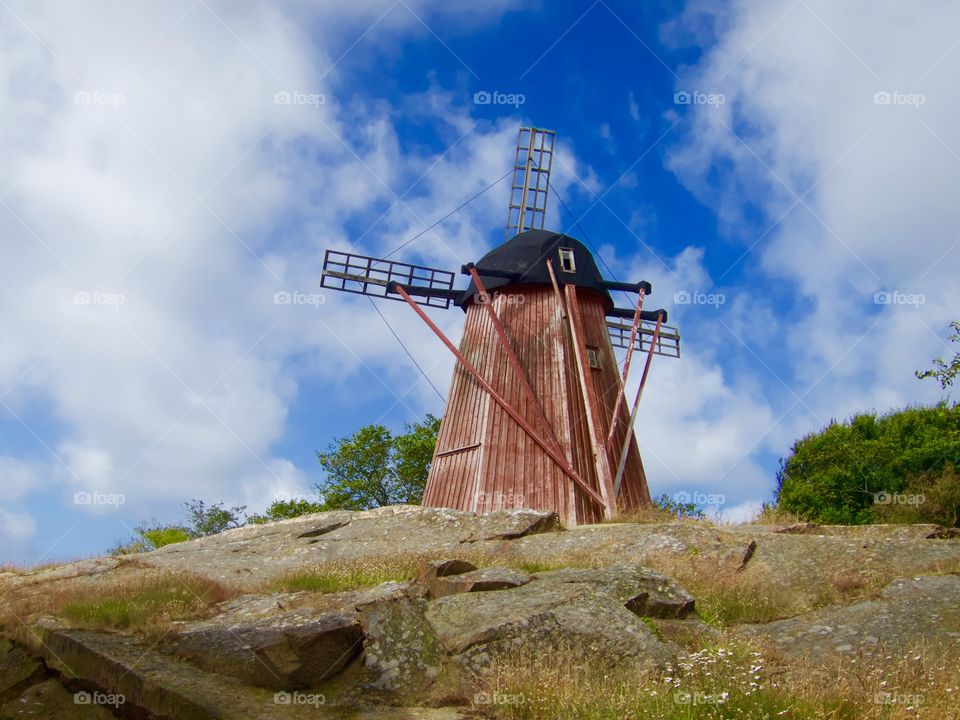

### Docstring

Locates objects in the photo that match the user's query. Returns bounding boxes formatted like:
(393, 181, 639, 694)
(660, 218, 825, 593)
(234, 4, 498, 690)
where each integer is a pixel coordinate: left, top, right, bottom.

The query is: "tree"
(916, 321, 960, 389)
(184, 499, 247, 536)
(315, 415, 440, 510)
(775, 404, 960, 526)
(110, 501, 245, 555)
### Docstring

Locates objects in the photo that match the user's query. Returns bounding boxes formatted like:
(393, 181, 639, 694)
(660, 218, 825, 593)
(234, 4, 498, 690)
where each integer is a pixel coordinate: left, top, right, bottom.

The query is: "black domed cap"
(457, 229, 612, 309)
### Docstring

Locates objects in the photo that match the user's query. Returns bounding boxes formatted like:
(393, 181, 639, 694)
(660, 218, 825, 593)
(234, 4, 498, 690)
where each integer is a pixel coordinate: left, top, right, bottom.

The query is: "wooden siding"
(423, 284, 650, 525)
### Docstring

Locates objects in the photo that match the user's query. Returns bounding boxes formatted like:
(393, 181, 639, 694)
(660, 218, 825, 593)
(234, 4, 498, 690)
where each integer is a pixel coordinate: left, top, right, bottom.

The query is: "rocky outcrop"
(740, 573, 960, 660)
(3, 506, 960, 718)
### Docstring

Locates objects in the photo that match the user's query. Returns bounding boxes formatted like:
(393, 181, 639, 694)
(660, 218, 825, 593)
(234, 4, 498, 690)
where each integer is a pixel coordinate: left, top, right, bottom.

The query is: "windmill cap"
(457, 229, 651, 311)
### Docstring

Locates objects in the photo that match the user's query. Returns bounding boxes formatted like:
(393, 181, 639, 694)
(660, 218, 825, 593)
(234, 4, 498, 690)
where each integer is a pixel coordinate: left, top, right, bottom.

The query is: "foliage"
(111, 501, 246, 555)
(652, 493, 706, 519)
(246, 498, 326, 525)
(916, 320, 960, 389)
(314, 414, 440, 510)
(139, 525, 192, 548)
(184, 499, 247, 537)
(775, 403, 960, 525)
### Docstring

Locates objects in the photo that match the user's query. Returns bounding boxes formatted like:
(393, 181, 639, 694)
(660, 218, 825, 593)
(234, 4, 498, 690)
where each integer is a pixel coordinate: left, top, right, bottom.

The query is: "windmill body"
(425, 231, 652, 526)
(321, 128, 680, 527)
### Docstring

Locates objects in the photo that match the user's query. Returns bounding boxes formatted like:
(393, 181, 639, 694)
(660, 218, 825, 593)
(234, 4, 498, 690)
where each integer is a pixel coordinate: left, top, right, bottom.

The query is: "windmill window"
(558, 248, 576, 273)
(587, 346, 601, 369)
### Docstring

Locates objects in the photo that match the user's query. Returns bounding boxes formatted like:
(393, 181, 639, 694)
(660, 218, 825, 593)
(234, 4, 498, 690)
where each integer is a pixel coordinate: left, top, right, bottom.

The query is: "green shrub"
(775, 403, 960, 525)
(246, 498, 325, 524)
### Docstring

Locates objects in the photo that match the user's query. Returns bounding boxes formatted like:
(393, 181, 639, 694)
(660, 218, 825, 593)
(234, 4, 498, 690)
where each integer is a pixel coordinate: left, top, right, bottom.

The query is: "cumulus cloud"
(662, 0, 956, 488)
(0, 0, 543, 559)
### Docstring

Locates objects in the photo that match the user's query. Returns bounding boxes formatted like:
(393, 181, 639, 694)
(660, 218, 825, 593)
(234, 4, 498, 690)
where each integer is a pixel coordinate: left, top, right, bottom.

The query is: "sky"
(1, 0, 956, 564)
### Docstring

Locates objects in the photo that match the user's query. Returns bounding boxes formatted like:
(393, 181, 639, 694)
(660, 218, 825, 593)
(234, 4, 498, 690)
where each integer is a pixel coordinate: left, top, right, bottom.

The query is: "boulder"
(418, 560, 529, 598)
(168, 582, 413, 689)
(424, 567, 682, 678)
(533, 566, 695, 618)
(740, 574, 960, 661)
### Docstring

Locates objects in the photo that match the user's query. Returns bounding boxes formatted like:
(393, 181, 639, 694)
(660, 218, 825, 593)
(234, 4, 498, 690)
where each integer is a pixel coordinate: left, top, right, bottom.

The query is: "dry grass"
(640, 551, 897, 627)
(612, 506, 715, 526)
(0, 571, 234, 639)
(267, 549, 597, 594)
(479, 636, 960, 720)
(749, 505, 806, 525)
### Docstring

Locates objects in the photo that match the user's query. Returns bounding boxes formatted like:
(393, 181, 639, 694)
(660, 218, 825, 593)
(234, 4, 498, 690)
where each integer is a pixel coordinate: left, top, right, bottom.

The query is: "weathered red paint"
(422, 283, 651, 526)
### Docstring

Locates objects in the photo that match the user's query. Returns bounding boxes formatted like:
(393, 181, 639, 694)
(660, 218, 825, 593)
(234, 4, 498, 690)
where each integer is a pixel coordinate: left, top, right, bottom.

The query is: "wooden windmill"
(321, 127, 680, 526)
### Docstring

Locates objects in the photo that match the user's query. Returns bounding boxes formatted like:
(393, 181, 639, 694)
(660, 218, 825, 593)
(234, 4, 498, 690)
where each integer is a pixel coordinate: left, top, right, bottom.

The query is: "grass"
(479, 637, 960, 720)
(267, 550, 597, 594)
(1, 572, 233, 639)
(612, 506, 715, 526)
(271, 556, 421, 593)
(749, 505, 806, 525)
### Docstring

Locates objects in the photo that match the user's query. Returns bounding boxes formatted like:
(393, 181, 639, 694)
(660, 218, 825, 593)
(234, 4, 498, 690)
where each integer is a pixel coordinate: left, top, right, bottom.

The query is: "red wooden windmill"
(321, 127, 680, 526)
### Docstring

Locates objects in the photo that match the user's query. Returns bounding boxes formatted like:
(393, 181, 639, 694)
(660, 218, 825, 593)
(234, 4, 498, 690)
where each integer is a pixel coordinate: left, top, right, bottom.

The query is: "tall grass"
(481, 639, 960, 720)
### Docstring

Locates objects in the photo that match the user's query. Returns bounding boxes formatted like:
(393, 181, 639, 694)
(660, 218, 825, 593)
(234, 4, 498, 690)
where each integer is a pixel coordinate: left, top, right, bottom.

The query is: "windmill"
(321, 127, 680, 526)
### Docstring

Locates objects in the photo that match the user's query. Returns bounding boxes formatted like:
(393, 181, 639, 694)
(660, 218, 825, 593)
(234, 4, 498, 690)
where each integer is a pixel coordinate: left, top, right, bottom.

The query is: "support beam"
(605, 288, 646, 451)
(565, 284, 617, 519)
(391, 283, 607, 510)
(612, 312, 664, 498)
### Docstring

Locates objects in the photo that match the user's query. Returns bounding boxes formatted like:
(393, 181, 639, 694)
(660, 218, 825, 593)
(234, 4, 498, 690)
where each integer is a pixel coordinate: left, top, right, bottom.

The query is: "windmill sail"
(320, 250, 459, 309)
(505, 127, 555, 240)
(607, 318, 681, 358)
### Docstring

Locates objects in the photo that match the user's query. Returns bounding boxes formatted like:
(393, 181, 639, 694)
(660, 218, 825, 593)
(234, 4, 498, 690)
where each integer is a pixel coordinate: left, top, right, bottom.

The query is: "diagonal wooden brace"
(605, 287, 646, 451)
(391, 283, 607, 510)
(612, 311, 664, 499)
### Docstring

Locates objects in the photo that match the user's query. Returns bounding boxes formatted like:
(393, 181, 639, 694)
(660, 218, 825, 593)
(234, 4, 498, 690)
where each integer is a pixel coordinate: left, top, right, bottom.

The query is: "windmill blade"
(320, 249, 459, 309)
(608, 319, 681, 359)
(505, 127, 555, 240)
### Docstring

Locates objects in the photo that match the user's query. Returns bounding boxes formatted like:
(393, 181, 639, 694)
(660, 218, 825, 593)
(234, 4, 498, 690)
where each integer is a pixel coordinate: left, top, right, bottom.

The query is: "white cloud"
(0, 508, 37, 545)
(0, 0, 538, 547)
(663, 0, 956, 480)
(0, 457, 40, 501)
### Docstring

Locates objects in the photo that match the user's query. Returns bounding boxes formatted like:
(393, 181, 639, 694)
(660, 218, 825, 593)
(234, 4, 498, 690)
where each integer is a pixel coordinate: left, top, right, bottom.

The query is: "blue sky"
(1, 0, 955, 563)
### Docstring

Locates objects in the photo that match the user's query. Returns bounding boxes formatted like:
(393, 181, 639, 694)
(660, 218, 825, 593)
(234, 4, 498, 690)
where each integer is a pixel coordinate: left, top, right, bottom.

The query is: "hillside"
(2, 506, 959, 719)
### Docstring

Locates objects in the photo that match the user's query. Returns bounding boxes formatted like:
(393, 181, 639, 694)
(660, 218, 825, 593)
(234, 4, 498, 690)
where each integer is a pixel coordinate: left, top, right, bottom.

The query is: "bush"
(246, 498, 325, 524)
(775, 403, 960, 526)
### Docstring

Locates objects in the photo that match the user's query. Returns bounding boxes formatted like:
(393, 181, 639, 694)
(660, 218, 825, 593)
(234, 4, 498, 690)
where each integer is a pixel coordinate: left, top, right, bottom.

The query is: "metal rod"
(565, 284, 617, 519)
(612, 312, 664, 499)
(392, 283, 607, 509)
(605, 288, 646, 451)
(467, 266, 564, 455)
